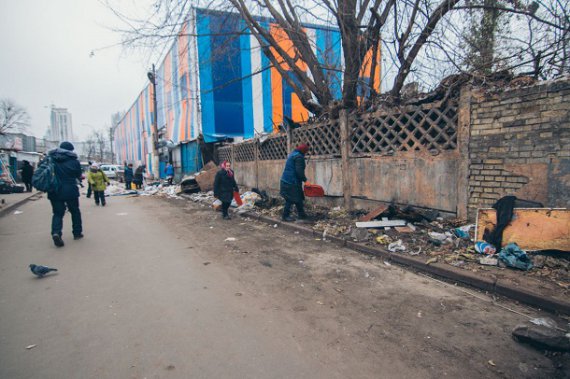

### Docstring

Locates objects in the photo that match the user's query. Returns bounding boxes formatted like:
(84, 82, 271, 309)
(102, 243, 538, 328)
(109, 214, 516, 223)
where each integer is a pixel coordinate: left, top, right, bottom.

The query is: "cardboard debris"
(359, 205, 389, 222)
(195, 162, 218, 192)
(475, 208, 570, 251)
(356, 220, 407, 228)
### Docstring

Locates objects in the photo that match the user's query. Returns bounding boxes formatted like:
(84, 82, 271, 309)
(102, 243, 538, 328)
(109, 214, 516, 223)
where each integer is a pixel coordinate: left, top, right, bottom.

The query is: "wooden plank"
(475, 208, 570, 251)
(359, 204, 389, 222)
(356, 220, 407, 228)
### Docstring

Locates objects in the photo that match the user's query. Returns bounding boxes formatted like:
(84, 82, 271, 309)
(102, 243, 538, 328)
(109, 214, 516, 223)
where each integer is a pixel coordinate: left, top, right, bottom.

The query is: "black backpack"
(32, 156, 60, 193)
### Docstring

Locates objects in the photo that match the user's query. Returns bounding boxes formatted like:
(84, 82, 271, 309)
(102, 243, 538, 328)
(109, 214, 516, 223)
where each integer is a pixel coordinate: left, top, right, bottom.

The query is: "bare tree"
(0, 99, 30, 134)
(108, 0, 570, 113)
(85, 137, 97, 162)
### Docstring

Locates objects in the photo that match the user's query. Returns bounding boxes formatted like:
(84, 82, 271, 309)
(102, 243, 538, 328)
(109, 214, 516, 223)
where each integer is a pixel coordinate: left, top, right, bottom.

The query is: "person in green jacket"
(87, 163, 110, 206)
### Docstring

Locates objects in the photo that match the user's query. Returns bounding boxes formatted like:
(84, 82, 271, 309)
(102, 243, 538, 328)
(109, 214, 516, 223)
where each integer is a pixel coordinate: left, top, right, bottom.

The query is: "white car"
(100, 165, 123, 181)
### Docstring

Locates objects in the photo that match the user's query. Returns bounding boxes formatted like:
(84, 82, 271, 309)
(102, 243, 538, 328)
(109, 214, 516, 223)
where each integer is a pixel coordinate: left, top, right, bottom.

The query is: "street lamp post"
(147, 64, 160, 180)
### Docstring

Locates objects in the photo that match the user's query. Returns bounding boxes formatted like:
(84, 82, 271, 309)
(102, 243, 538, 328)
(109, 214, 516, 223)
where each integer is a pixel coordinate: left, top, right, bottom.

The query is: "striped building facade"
(115, 8, 379, 178)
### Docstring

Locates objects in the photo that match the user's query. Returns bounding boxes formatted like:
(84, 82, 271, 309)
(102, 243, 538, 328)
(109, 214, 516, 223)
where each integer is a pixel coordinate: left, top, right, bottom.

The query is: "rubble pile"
(254, 199, 570, 288)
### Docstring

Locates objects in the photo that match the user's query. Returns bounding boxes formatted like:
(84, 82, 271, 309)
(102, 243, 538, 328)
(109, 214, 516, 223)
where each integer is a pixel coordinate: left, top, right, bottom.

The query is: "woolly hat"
(296, 143, 310, 154)
(59, 141, 75, 151)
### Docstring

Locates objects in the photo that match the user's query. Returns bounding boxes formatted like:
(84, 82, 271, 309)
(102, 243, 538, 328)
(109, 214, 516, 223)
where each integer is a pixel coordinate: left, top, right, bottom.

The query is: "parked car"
(100, 164, 125, 182)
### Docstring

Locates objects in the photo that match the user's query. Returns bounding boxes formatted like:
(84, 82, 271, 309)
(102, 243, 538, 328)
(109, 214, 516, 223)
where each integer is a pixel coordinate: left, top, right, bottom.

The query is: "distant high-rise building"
(49, 107, 73, 143)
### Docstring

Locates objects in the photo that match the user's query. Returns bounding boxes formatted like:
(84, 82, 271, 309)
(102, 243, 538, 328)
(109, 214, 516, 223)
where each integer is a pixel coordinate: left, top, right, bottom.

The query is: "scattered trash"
(234, 292, 243, 296)
(474, 241, 497, 255)
(409, 247, 422, 256)
(479, 256, 498, 266)
(26, 344, 37, 350)
(260, 260, 273, 267)
(116, 212, 128, 216)
(13, 210, 23, 215)
(375, 235, 391, 245)
(488, 360, 496, 367)
(388, 239, 406, 252)
(224, 237, 236, 242)
(273, 224, 278, 228)
(383, 261, 392, 267)
(426, 257, 438, 265)
(498, 243, 533, 271)
(316, 301, 324, 305)
(203, 262, 211, 266)
(351, 228, 370, 241)
(428, 232, 452, 244)
(453, 224, 474, 239)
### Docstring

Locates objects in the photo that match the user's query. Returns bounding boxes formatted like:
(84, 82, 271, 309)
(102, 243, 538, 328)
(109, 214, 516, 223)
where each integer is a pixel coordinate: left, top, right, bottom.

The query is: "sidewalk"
(0, 191, 41, 217)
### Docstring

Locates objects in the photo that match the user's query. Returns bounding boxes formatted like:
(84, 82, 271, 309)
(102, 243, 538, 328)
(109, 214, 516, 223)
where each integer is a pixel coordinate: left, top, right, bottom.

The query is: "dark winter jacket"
(21, 162, 34, 182)
(47, 148, 82, 201)
(280, 150, 307, 203)
(281, 150, 307, 185)
(213, 169, 238, 203)
(124, 167, 134, 181)
(133, 166, 145, 184)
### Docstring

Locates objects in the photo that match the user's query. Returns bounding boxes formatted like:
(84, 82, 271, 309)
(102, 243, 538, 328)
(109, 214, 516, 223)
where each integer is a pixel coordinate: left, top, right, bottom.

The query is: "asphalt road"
(0, 194, 341, 379)
(0, 192, 568, 379)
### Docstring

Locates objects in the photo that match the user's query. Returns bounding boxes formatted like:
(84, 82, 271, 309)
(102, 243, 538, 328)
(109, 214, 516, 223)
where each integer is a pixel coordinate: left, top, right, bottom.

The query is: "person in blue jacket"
(124, 163, 134, 190)
(165, 162, 174, 185)
(47, 141, 83, 247)
(280, 143, 309, 222)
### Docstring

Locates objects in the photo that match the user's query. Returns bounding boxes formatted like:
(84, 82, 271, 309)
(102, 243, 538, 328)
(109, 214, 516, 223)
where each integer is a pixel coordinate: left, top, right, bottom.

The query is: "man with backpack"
(36, 141, 83, 247)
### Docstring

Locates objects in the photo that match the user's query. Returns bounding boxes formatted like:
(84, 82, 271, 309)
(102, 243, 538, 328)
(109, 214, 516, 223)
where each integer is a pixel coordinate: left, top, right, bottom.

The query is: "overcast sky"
(0, 0, 155, 140)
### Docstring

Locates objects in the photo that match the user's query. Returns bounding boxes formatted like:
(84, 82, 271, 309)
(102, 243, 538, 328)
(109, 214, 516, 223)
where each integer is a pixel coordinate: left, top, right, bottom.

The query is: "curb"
(0, 192, 42, 218)
(239, 210, 570, 315)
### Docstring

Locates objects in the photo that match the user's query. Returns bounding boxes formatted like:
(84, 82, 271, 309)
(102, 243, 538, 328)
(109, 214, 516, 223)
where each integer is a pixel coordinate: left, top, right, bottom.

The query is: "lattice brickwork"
(351, 104, 458, 154)
(259, 135, 288, 160)
(292, 120, 341, 156)
(234, 142, 256, 162)
(217, 146, 232, 163)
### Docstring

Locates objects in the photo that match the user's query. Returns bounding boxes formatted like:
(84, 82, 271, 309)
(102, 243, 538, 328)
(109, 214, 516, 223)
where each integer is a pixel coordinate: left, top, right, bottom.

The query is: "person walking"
(46, 141, 83, 247)
(280, 143, 309, 222)
(213, 160, 238, 220)
(20, 160, 34, 192)
(124, 163, 134, 190)
(165, 162, 174, 185)
(133, 164, 145, 189)
(86, 160, 93, 198)
(87, 163, 110, 206)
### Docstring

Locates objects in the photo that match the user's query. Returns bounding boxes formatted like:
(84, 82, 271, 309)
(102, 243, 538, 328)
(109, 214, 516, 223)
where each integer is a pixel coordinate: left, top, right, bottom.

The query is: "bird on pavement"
(29, 264, 58, 277)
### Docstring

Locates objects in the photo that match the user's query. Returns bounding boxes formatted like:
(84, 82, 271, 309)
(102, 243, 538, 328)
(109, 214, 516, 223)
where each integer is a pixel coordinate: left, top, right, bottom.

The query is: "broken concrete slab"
(475, 208, 570, 251)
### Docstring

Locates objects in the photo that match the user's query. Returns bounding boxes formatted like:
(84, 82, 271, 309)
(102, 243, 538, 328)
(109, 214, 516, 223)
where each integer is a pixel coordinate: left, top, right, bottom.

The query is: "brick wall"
(467, 79, 570, 218)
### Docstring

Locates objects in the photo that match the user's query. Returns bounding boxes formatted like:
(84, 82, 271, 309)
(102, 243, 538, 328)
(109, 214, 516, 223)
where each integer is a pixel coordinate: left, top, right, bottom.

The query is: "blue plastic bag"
(498, 243, 533, 271)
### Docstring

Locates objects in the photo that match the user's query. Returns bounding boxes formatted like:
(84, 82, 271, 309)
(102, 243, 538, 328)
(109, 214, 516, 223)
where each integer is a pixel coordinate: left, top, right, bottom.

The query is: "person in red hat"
(280, 143, 309, 221)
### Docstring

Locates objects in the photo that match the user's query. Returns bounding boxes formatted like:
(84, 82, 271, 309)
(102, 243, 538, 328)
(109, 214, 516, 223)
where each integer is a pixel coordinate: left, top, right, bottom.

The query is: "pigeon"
(29, 264, 58, 277)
